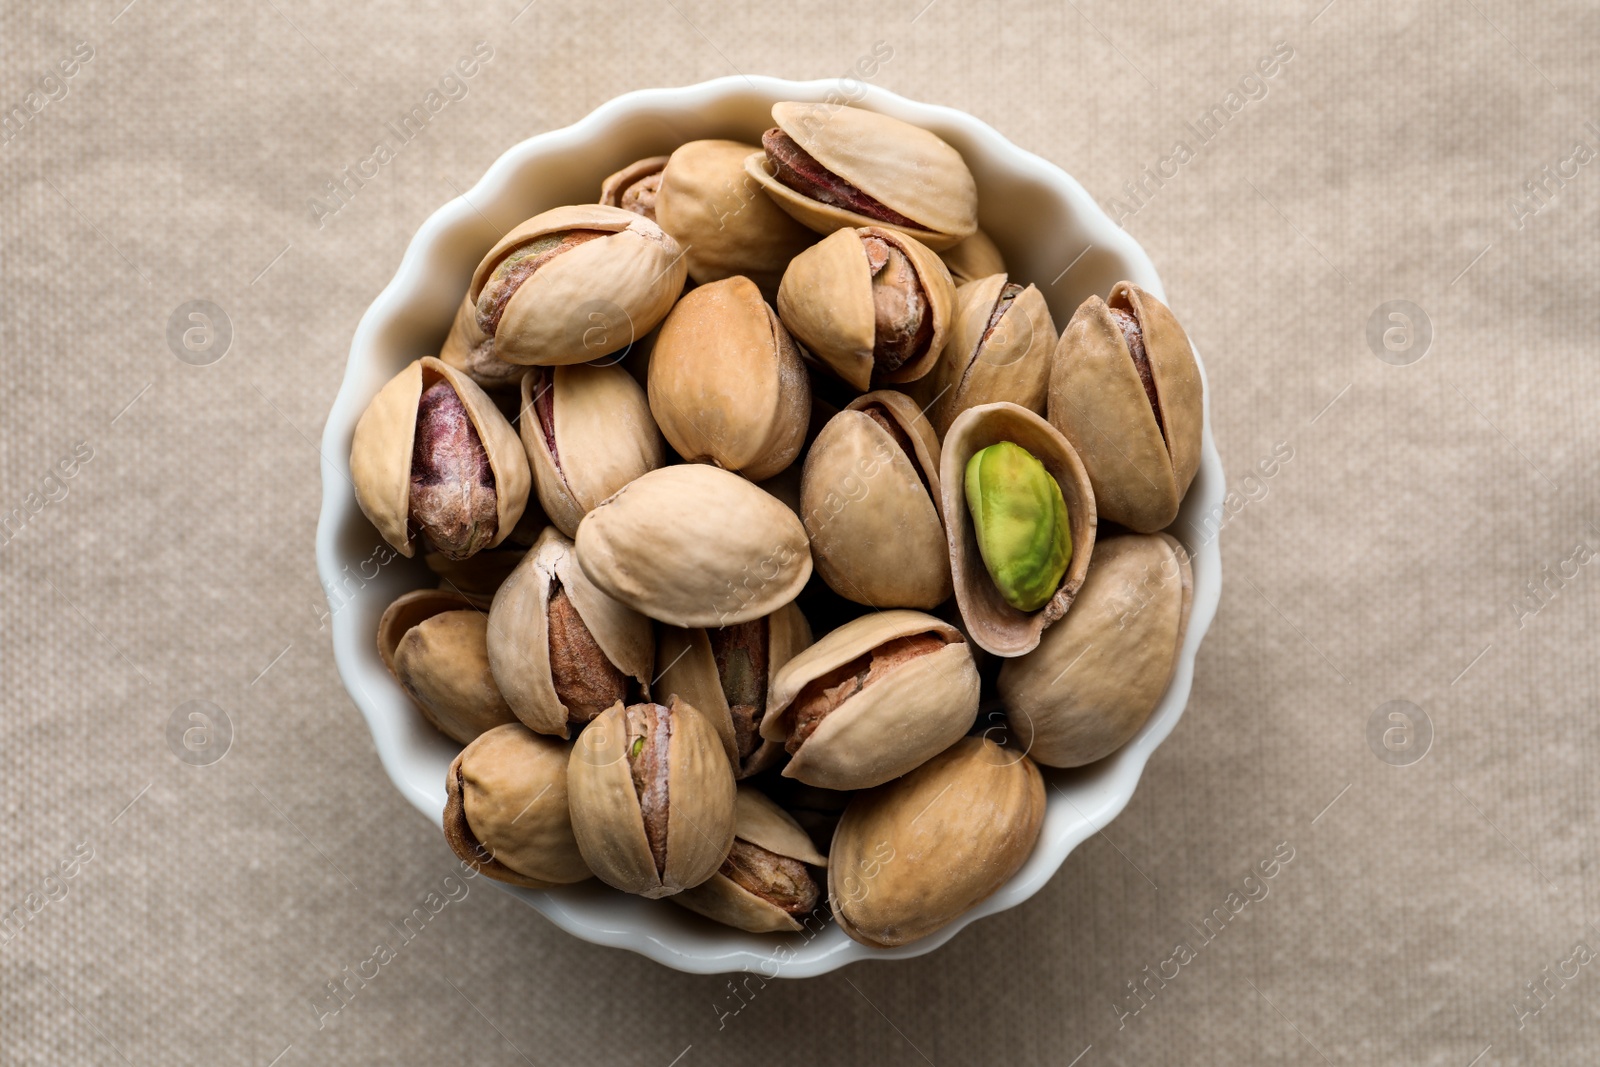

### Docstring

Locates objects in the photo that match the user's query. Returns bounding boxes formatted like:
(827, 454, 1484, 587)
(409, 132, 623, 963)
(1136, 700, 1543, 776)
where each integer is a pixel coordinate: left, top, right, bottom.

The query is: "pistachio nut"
(424, 546, 526, 609)
(939, 228, 1006, 288)
(443, 723, 591, 888)
(350, 356, 530, 559)
(743, 102, 978, 250)
(439, 293, 524, 391)
(940, 402, 1097, 658)
(378, 589, 517, 744)
(965, 442, 1072, 613)
(598, 155, 669, 219)
(567, 697, 737, 898)
(574, 464, 812, 627)
(671, 785, 827, 933)
(485, 526, 653, 739)
(467, 204, 687, 365)
(654, 601, 812, 778)
(1048, 282, 1203, 532)
(648, 276, 811, 481)
(654, 139, 817, 301)
(777, 226, 956, 391)
(761, 610, 980, 790)
(998, 533, 1192, 767)
(519, 362, 665, 538)
(921, 274, 1055, 436)
(799, 390, 951, 609)
(829, 736, 1044, 948)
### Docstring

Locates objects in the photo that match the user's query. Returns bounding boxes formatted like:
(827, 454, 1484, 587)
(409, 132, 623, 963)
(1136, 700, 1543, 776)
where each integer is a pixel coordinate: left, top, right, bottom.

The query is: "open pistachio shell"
(442, 723, 591, 888)
(377, 587, 474, 675)
(671, 785, 827, 933)
(923, 274, 1055, 436)
(575, 464, 812, 628)
(762, 610, 980, 790)
(390, 607, 517, 744)
(654, 600, 812, 778)
(485, 526, 652, 739)
(598, 155, 669, 218)
(777, 226, 955, 391)
(349, 356, 530, 559)
(648, 277, 811, 481)
(519, 363, 665, 538)
(567, 697, 737, 898)
(829, 737, 1044, 948)
(800, 390, 951, 609)
(998, 533, 1192, 767)
(940, 403, 1097, 658)
(467, 204, 687, 366)
(743, 102, 977, 250)
(939, 228, 1007, 287)
(1048, 282, 1203, 532)
(439, 293, 524, 391)
(654, 139, 817, 301)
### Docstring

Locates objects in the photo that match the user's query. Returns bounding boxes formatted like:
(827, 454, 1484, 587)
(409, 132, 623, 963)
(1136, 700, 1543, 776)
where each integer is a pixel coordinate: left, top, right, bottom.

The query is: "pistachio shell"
(567, 697, 737, 898)
(924, 274, 1055, 436)
(829, 737, 1044, 948)
(519, 363, 665, 538)
(575, 464, 812, 627)
(763, 610, 980, 790)
(349, 356, 530, 558)
(998, 534, 1192, 767)
(443, 723, 591, 888)
(424, 547, 525, 609)
(671, 786, 827, 933)
(939, 229, 1006, 287)
(1048, 283, 1203, 532)
(648, 277, 811, 481)
(799, 391, 951, 609)
(468, 204, 687, 366)
(439, 294, 524, 391)
(485, 526, 653, 739)
(598, 155, 669, 217)
(377, 587, 474, 675)
(940, 403, 1097, 658)
(391, 609, 518, 744)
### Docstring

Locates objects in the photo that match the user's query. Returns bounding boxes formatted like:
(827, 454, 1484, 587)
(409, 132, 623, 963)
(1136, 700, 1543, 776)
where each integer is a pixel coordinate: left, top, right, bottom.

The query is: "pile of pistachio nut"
(349, 101, 1202, 949)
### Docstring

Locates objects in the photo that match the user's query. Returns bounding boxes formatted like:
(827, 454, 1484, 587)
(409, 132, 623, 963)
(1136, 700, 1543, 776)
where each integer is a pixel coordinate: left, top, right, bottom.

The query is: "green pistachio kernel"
(963, 442, 1072, 612)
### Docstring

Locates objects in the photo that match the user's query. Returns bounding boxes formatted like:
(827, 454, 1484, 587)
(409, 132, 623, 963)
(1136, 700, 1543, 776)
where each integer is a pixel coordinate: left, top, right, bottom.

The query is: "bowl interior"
(316, 76, 1224, 977)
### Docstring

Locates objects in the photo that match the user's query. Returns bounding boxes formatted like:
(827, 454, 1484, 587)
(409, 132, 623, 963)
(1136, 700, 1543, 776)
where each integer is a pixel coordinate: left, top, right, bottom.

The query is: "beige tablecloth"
(4, 1, 1597, 1063)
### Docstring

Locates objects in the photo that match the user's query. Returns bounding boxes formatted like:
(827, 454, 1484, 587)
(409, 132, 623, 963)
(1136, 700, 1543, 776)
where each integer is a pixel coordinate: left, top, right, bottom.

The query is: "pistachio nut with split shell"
(567, 697, 737, 898)
(672, 785, 827, 933)
(998, 533, 1192, 767)
(443, 723, 591, 888)
(424, 546, 525, 609)
(654, 139, 817, 301)
(744, 102, 978, 251)
(647, 276, 811, 481)
(575, 464, 812, 628)
(654, 601, 812, 778)
(378, 589, 517, 744)
(439, 294, 525, 391)
(799, 390, 951, 609)
(598, 155, 669, 219)
(467, 203, 686, 365)
(519, 362, 665, 538)
(777, 226, 956, 391)
(485, 526, 653, 739)
(829, 736, 1044, 948)
(761, 610, 980, 790)
(939, 228, 1007, 288)
(350, 356, 530, 560)
(940, 403, 1097, 658)
(1048, 282, 1203, 532)
(922, 274, 1055, 436)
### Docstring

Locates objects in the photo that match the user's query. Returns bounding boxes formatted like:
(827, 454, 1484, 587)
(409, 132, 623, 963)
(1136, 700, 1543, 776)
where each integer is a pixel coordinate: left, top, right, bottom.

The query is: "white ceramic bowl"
(316, 76, 1223, 977)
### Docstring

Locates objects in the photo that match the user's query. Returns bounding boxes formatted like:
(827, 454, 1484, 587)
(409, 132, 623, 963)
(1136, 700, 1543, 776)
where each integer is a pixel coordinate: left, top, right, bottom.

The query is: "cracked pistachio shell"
(575, 464, 812, 627)
(940, 403, 1097, 658)
(1048, 283, 1203, 532)
(800, 391, 950, 609)
(762, 610, 980, 790)
(485, 526, 653, 739)
(654, 601, 813, 779)
(468, 204, 687, 365)
(672, 785, 827, 933)
(655, 139, 817, 301)
(439, 293, 524, 391)
(923, 274, 1055, 436)
(385, 599, 517, 744)
(443, 723, 591, 888)
(350, 356, 530, 559)
(939, 229, 1006, 288)
(743, 102, 977, 250)
(648, 277, 811, 481)
(998, 533, 1192, 767)
(598, 155, 669, 217)
(829, 736, 1044, 948)
(777, 226, 955, 391)
(520, 363, 665, 538)
(567, 697, 737, 898)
